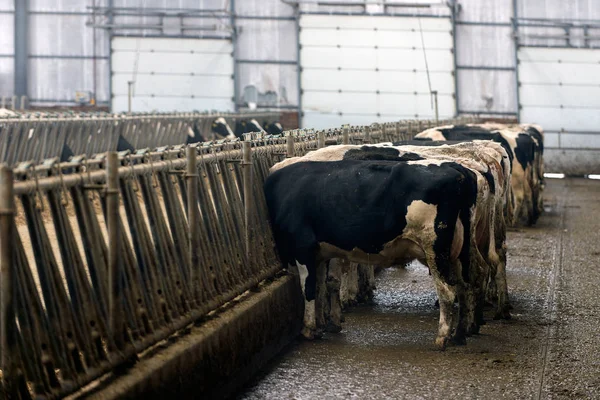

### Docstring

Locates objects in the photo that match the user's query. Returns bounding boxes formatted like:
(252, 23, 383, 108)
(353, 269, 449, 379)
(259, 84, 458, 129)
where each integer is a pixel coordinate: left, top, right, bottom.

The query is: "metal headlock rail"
(0, 116, 475, 399)
(0, 111, 281, 166)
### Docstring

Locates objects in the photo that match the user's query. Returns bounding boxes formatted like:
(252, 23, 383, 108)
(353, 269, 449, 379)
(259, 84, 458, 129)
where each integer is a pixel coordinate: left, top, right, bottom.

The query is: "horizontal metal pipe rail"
(0, 111, 282, 167)
(0, 116, 476, 399)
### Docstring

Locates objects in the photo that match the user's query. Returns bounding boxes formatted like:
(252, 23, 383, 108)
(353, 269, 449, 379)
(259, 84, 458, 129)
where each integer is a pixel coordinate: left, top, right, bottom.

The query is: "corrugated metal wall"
(1, 0, 599, 115)
(0, 0, 14, 98)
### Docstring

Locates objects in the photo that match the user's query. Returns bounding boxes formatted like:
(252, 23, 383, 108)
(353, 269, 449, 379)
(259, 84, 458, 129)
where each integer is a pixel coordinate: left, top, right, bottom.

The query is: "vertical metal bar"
(0, 164, 15, 389)
(342, 125, 349, 145)
(14, 0, 28, 100)
(318, 131, 325, 148)
(432, 90, 439, 123)
(127, 81, 133, 113)
(106, 152, 123, 349)
(19, 96, 27, 111)
(286, 135, 295, 158)
(242, 142, 252, 259)
(512, 0, 521, 122)
(108, 0, 114, 112)
(295, 5, 303, 127)
(10, 96, 17, 111)
(230, 0, 239, 112)
(449, 0, 459, 117)
(186, 147, 199, 290)
(92, 0, 98, 106)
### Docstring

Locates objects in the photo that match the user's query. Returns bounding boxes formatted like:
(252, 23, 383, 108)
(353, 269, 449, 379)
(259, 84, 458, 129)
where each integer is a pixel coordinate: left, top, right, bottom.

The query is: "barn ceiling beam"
(14, 0, 28, 98)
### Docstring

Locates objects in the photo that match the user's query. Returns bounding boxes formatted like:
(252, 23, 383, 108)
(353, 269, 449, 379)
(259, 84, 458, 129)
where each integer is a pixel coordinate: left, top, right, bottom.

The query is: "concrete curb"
(72, 273, 303, 400)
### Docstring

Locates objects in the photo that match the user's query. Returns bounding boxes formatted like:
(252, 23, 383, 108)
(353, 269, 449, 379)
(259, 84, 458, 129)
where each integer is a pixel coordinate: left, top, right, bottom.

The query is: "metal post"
(127, 81, 134, 113)
(449, 0, 459, 117)
(230, 0, 239, 111)
(108, 0, 114, 112)
(14, 0, 28, 100)
(0, 164, 15, 389)
(106, 151, 123, 349)
(0, 97, 5, 109)
(342, 125, 349, 145)
(432, 90, 439, 123)
(10, 96, 17, 111)
(186, 147, 199, 293)
(364, 126, 370, 144)
(318, 131, 325, 148)
(242, 142, 252, 258)
(286, 135, 295, 158)
(294, 4, 302, 128)
(19, 96, 27, 111)
(512, 0, 521, 122)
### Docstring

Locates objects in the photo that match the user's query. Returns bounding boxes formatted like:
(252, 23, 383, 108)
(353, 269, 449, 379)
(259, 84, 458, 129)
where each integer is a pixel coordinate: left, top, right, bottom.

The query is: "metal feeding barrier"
(0, 111, 281, 167)
(0, 116, 475, 399)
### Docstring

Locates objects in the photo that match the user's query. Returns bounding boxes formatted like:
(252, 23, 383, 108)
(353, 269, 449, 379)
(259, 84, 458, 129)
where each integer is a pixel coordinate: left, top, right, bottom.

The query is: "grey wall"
(1, 0, 599, 115)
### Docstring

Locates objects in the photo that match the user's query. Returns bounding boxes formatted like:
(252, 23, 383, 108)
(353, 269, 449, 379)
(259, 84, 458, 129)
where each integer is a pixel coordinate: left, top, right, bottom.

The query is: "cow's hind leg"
(325, 259, 343, 333)
(493, 245, 512, 320)
(296, 260, 320, 339)
(432, 277, 456, 349)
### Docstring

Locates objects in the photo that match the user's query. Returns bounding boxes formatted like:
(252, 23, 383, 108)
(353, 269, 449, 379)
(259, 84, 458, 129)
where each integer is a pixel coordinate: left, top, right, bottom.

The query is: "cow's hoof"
(467, 323, 481, 335)
(493, 310, 512, 320)
(301, 326, 322, 339)
(451, 334, 467, 346)
(325, 321, 343, 333)
(435, 336, 449, 350)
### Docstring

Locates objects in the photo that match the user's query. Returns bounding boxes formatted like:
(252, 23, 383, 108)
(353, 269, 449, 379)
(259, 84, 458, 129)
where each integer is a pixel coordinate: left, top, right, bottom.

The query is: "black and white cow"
(375, 141, 514, 320)
(235, 119, 263, 138)
(275, 141, 513, 324)
(265, 150, 479, 349)
(186, 117, 235, 144)
(469, 123, 545, 219)
(210, 117, 236, 140)
(263, 121, 284, 135)
(415, 125, 541, 226)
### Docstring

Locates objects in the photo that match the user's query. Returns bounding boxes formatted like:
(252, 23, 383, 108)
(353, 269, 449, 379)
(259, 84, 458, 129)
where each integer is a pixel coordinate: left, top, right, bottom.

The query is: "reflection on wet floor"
(238, 179, 600, 400)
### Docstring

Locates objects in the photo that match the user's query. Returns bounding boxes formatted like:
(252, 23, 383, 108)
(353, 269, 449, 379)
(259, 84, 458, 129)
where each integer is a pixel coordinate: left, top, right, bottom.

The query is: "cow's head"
(211, 117, 235, 139)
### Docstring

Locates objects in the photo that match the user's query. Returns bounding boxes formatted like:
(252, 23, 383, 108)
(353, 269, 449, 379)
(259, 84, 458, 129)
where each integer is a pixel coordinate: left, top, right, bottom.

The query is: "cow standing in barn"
(265, 149, 480, 349)
(415, 124, 543, 226)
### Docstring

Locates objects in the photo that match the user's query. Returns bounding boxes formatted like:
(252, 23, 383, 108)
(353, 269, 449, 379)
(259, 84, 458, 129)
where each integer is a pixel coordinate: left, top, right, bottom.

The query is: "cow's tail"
(458, 201, 472, 285)
(457, 169, 478, 285)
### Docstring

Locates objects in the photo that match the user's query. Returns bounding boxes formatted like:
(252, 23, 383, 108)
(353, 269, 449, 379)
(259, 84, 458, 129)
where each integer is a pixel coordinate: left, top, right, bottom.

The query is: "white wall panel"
(457, 69, 516, 113)
(111, 37, 234, 112)
(30, 14, 109, 57)
(0, 14, 13, 54)
(300, 14, 455, 128)
(455, 0, 513, 23)
(301, 47, 453, 71)
(519, 46, 600, 174)
(301, 69, 454, 94)
(456, 25, 514, 67)
(29, 58, 110, 102)
(0, 58, 14, 97)
(237, 63, 298, 107)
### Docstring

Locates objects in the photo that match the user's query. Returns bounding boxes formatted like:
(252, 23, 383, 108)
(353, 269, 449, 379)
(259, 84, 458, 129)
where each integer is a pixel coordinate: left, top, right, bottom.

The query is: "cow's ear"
(242, 121, 246, 126)
(212, 123, 217, 128)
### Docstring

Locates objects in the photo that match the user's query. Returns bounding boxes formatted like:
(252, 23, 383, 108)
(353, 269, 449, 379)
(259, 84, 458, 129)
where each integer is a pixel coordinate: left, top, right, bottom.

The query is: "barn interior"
(0, 1, 599, 399)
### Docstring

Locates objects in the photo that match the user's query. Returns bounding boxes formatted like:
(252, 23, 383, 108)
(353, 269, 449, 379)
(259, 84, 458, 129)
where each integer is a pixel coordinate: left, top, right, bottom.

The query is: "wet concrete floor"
(238, 178, 600, 399)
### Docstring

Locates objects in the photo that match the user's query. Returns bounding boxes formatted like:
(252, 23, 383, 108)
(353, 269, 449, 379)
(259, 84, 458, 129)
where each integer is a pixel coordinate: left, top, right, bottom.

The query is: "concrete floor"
(238, 178, 600, 400)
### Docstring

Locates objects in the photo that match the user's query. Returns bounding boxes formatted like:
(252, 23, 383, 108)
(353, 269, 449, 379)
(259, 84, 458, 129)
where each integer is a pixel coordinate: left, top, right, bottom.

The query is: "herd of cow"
(187, 117, 284, 143)
(264, 122, 545, 349)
